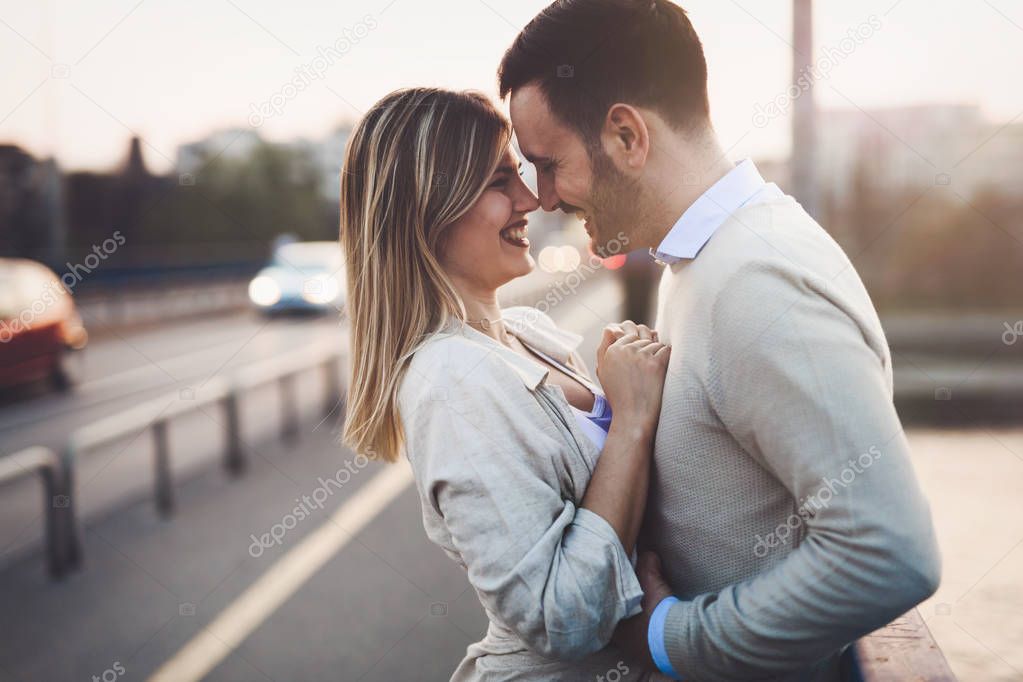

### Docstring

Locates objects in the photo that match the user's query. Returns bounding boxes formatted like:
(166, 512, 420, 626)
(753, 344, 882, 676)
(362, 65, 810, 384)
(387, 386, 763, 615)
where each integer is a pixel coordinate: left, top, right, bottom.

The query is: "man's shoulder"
(657, 195, 880, 345)
(682, 196, 854, 295)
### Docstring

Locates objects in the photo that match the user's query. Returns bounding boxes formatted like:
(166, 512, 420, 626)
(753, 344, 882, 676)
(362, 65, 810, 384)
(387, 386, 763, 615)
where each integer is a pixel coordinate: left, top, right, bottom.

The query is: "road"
(1, 269, 1021, 681)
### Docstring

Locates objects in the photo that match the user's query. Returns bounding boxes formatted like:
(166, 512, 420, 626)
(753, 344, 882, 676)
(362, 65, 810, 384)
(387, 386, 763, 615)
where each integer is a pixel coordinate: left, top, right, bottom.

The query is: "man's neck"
(643, 132, 735, 251)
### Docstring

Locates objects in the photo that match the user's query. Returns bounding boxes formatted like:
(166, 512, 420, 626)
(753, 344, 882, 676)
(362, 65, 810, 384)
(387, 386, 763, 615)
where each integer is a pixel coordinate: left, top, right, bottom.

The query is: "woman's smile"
(499, 219, 530, 248)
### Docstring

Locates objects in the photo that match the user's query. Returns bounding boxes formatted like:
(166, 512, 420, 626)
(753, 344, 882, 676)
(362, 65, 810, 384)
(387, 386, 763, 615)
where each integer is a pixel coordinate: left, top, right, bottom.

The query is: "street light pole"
(791, 0, 819, 220)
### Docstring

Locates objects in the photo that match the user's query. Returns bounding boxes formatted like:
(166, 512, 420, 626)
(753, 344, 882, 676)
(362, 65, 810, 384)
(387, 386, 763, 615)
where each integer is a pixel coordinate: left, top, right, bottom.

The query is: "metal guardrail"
(0, 446, 74, 578)
(76, 279, 252, 330)
(6, 341, 345, 579)
(2, 270, 571, 578)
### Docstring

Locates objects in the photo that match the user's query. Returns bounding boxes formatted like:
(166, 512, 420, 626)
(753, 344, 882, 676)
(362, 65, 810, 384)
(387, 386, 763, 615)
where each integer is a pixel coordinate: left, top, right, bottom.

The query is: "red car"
(0, 258, 88, 392)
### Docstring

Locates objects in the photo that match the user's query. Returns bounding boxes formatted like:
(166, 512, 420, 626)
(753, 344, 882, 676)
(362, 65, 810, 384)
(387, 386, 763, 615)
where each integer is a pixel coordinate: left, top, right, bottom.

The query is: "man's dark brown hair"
(498, 0, 710, 148)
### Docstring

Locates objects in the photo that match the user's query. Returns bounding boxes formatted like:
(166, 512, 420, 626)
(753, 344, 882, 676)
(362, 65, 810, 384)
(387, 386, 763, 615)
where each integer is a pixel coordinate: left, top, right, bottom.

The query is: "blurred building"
(285, 125, 352, 199)
(175, 128, 263, 176)
(63, 136, 170, 267)
(0, 145, 65, 265)
(817, 104, 1023, 201)
(177, 125, 354, 201)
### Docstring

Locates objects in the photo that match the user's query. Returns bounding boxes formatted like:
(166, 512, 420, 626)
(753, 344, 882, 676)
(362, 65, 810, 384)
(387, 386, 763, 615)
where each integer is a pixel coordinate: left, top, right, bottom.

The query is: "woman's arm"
(583, 324, 670, 556)
(404, 344, 645, 660)
(581, 420, 655, 557)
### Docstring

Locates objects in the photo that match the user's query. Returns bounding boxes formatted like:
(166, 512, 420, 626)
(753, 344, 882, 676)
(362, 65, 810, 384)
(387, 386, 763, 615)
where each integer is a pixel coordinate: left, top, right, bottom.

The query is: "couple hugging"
(339, 1, 941, 679)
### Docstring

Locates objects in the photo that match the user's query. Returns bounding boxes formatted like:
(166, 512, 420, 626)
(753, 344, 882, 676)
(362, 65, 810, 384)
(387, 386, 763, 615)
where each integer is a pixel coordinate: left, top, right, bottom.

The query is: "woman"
(340, 87, 670, 680)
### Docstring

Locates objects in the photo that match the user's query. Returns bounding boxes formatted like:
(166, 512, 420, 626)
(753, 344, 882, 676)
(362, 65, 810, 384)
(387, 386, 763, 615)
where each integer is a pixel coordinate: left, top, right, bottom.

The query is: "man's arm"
(649, 263, 941, 680)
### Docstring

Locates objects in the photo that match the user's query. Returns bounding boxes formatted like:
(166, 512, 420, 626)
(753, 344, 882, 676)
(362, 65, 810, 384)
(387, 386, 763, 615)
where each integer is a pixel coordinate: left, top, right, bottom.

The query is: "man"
(499, 1, 941, 679)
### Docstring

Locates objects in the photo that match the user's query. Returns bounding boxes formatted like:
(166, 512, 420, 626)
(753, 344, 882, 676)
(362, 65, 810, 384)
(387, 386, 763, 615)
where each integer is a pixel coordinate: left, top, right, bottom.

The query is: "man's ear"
(600, 103, 650, 173)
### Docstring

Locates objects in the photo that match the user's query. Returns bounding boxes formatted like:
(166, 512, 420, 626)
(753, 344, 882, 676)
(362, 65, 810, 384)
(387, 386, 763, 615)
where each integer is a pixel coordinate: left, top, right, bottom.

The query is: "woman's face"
(438, 146, 541, 293)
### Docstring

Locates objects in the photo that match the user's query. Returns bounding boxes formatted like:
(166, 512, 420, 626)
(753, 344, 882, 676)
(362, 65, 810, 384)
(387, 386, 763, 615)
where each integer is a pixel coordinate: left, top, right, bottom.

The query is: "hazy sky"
(2, 0, 1021, 173)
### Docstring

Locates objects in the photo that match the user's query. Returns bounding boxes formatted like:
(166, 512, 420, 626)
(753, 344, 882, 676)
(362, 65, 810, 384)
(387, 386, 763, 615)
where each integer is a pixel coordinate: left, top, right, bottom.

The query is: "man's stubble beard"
(588, 147, 651, 258)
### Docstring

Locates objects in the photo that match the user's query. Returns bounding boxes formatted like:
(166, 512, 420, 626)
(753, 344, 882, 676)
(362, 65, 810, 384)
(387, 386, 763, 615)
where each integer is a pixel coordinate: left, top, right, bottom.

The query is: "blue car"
(248, 241, 345, 314)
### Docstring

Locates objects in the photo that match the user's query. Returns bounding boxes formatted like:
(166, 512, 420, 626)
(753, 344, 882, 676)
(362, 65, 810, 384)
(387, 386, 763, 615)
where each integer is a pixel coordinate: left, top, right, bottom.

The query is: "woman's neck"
(453, 279, 511, 345)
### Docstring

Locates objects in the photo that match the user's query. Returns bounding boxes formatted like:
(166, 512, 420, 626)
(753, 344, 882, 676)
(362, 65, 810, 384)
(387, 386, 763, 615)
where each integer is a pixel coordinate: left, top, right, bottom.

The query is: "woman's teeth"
(500, 225, 529, 247)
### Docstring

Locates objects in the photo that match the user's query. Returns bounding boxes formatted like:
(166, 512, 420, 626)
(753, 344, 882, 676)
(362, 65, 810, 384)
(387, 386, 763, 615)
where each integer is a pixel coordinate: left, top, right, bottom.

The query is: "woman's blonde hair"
(340, 88, 511, 462)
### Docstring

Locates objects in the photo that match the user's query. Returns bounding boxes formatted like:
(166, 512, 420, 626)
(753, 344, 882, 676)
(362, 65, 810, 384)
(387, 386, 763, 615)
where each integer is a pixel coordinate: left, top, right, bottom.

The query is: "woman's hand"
(595, 320, 671, 434)
(584, 322, 670, 555)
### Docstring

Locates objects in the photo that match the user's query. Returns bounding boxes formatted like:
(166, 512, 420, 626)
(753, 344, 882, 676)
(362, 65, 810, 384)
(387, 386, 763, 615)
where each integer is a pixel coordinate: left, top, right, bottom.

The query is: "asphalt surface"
(0, 270, 625, 682)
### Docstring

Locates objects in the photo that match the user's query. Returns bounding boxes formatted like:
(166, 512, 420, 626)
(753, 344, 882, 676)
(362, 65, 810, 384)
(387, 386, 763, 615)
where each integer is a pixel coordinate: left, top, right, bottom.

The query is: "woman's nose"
(517, 185, 540, 213)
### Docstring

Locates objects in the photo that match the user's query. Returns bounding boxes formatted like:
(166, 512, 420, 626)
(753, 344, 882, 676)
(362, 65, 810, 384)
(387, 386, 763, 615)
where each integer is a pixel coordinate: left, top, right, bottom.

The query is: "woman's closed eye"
(489, 167, 525, 189)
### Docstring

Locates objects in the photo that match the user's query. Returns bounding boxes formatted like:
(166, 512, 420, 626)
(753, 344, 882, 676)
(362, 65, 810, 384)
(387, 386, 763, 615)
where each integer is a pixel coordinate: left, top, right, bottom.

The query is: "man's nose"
(537, 177, 560, 212)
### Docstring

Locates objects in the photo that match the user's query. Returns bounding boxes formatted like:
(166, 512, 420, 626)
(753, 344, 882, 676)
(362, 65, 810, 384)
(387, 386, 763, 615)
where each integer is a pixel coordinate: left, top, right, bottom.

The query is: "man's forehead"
(514, 132, 544, 164)
(509, 85, 563, 158)
(510, 81, 547, 110)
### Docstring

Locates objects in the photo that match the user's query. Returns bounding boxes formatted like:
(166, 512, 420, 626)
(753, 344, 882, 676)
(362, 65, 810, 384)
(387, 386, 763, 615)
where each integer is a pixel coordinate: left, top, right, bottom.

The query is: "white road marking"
(146, 462, 414, 682)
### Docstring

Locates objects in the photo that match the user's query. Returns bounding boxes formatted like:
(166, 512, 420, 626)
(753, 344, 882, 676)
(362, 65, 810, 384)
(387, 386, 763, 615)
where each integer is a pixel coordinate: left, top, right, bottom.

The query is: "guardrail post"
(39, 463, 62, 578)
(57, 445, 83, 575)
(323, 356, 342, 418)
(279, 374, 299, 442)
(223, 392, 246, 475)
(153, 420, 174, 516)
(114, 291, 127, 325)
(0, 447, 79, 579)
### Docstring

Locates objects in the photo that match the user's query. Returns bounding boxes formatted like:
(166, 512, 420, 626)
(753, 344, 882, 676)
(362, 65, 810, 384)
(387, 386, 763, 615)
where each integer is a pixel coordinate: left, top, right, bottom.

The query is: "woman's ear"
(600, 103, 650, 173)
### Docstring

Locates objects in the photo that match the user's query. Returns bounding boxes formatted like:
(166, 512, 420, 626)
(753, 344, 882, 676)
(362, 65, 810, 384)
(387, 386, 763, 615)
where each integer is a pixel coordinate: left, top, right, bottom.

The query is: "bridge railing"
(7, 340, 344, 578)
(0, 446, 70, 578)
(2, 269, 571, 578)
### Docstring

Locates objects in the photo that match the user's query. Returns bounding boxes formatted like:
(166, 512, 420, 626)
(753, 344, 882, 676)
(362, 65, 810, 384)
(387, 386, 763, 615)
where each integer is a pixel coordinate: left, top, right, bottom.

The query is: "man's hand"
(613, 551, 674, 671)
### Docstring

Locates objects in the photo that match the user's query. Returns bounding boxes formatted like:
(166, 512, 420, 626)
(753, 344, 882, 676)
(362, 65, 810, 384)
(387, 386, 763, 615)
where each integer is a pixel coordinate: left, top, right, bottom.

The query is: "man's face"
(510, 84, 637, 256)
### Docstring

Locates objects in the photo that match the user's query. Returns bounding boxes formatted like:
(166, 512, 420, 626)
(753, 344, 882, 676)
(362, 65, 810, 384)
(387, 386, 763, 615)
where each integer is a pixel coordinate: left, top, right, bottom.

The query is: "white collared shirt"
(649, 159, 783, 265)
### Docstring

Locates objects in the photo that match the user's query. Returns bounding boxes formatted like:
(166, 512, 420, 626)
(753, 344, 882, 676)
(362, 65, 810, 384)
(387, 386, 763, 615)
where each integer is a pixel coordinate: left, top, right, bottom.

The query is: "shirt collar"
(649, 159, 769, 265)
(453, 321, 549, 391)
(502, 306, 583, 366)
